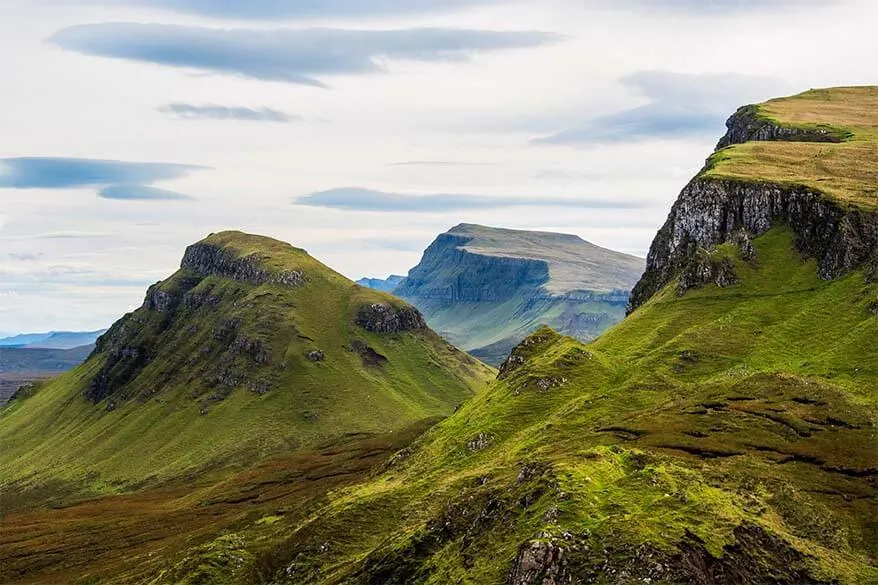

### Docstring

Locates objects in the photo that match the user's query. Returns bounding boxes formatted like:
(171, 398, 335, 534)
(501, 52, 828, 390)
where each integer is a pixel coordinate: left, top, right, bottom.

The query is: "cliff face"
(394, 233, 551, 304)
(391, 225, 643, 365)
(715, 104, 850, 149)
(629, 105, 878, 313)
(180, 241, 306, 288)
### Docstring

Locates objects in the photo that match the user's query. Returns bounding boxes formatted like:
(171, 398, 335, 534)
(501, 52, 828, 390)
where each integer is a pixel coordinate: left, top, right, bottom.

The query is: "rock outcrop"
(716, 104, 850, 150)
(181, 242, 305, 288)
(355, 303, 426, 333)
(629, 179, 878, 312)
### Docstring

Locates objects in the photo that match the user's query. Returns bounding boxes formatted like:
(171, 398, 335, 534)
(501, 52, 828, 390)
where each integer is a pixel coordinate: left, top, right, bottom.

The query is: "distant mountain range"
(355, 274, 405, 292)
(0, 330, 106, 349)
(361, 223, 644, 364)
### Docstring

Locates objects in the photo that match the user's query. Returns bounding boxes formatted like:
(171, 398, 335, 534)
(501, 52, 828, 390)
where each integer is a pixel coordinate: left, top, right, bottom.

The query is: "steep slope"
(136, 87, 873, 585)
(394, 224, 644, 364)
(0, 231, 492, 493)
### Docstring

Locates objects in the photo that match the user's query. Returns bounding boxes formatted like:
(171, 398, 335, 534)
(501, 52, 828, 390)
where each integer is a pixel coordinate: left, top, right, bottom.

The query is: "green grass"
(703, 86, 878, 210)
(0, 232, 493, 494)
(236, 227, 876, 584)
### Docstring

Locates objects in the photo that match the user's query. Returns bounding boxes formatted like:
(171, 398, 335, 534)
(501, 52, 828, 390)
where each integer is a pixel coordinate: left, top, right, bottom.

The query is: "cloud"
(603, 0, 832, 13)
(112, 0, 502, 19)
(295, 187, 643, 212)
(158, 103, 299, 122)
(50, 24, 561, 86)
(534, 71, 783, 146)
(0, 157, 203, 200)
(389, 160, 495, 167)
(98, 184, 194, 200)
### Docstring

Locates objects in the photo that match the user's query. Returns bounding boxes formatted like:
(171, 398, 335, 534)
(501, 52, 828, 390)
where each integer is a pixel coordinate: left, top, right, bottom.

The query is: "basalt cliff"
(390, 224, 643, 365)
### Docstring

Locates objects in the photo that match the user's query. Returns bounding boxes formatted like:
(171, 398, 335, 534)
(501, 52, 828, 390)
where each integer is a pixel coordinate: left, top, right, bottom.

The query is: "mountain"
(393, 224, 644, 364)
(0, 231, 492, 491)
(2, 87, 876, 585)
(0, 330, 106, 349)
(356, 274, 405, 292)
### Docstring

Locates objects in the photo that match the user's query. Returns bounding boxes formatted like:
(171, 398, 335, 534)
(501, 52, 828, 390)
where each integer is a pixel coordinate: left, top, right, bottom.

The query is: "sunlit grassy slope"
(704, 86, 878, 210)
(0, 232, 493, 494)
(249, 227, 876, 584)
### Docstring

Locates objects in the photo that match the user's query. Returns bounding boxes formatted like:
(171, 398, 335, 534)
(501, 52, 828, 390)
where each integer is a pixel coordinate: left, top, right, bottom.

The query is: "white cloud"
(0, 0, 875, 331)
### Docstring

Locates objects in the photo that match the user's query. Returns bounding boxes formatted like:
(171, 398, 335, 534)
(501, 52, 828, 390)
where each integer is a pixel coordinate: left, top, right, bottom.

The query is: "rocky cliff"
(630, 93, 878, 312)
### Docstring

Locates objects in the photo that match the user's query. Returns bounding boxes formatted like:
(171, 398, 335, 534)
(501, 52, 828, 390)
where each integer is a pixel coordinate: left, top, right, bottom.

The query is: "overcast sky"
(1, 0, 876, 334)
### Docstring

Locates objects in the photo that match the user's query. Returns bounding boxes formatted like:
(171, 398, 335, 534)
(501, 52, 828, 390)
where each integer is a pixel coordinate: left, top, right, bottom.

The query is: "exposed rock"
(506, 540, 570, 585)
(499, 329, 559, 380)
(183, 292, 221, 310)
(181, 242, 305, 288)
(629, 178, 878, 312)
(467, 432, 493, 452)
(677, 250, 738, 296)
(730, 229, 756, 262)
(355, 303, 426, 333)
(716, 104, 850, 150)
(306, 350, 325, 362)
(143, 286, 179, 313)
(230, 336, 272, 365)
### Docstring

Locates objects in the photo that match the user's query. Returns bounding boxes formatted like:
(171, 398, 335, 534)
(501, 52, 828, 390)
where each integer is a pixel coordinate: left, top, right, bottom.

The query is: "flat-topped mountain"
(392, 224, 644, 364)
(0, 231, 492, 490)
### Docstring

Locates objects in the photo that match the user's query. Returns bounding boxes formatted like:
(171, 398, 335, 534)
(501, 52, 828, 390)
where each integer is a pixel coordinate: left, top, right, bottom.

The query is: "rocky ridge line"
(628, 107, 877, 313)
(181, 242, 305, 288)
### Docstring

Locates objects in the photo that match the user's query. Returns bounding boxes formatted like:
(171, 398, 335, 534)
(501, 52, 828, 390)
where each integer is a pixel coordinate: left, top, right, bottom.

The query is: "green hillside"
(0, 231, 492, 495)
(211, 227, 872, 585)
(221, 87, 875, 584)
(1, 87, 875, 585)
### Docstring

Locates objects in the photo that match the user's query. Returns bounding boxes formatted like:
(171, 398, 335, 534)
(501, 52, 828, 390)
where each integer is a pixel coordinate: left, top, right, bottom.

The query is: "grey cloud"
(50, 24, 561, 86)
(534, 71, 783, 145)
(114, 0, 502, 19)
(0, 157, 204, 201)
(295, 187, 643, 212)
(159, 103, 300, 122)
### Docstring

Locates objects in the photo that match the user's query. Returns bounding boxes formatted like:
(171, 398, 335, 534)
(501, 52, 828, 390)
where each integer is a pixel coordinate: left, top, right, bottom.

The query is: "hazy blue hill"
(393, 223, 644, 364)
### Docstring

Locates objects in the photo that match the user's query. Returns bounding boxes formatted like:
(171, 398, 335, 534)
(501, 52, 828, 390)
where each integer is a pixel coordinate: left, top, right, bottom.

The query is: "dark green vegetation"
(394, 224, 644, 365)
(0, 231, 492, 492)
(1, 87, 876, 585)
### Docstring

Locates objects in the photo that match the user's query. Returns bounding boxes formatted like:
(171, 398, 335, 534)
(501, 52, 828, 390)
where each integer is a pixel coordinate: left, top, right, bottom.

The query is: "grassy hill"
(0, 231, 492, 495)
(1, 87, 875, 585)
(706, 86, 877, 210)
(395, 224, 644, 364)
(225, 86, 873, 584)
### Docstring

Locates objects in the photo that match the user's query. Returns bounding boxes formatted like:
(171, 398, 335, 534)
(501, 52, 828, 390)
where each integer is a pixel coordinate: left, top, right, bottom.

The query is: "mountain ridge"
(391, 223, 643, 364)
(0, 230, 492, 492)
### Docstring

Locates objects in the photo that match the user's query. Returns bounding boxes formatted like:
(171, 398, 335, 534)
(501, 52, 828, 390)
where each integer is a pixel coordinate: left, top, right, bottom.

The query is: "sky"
(1, 0, 876, 334)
